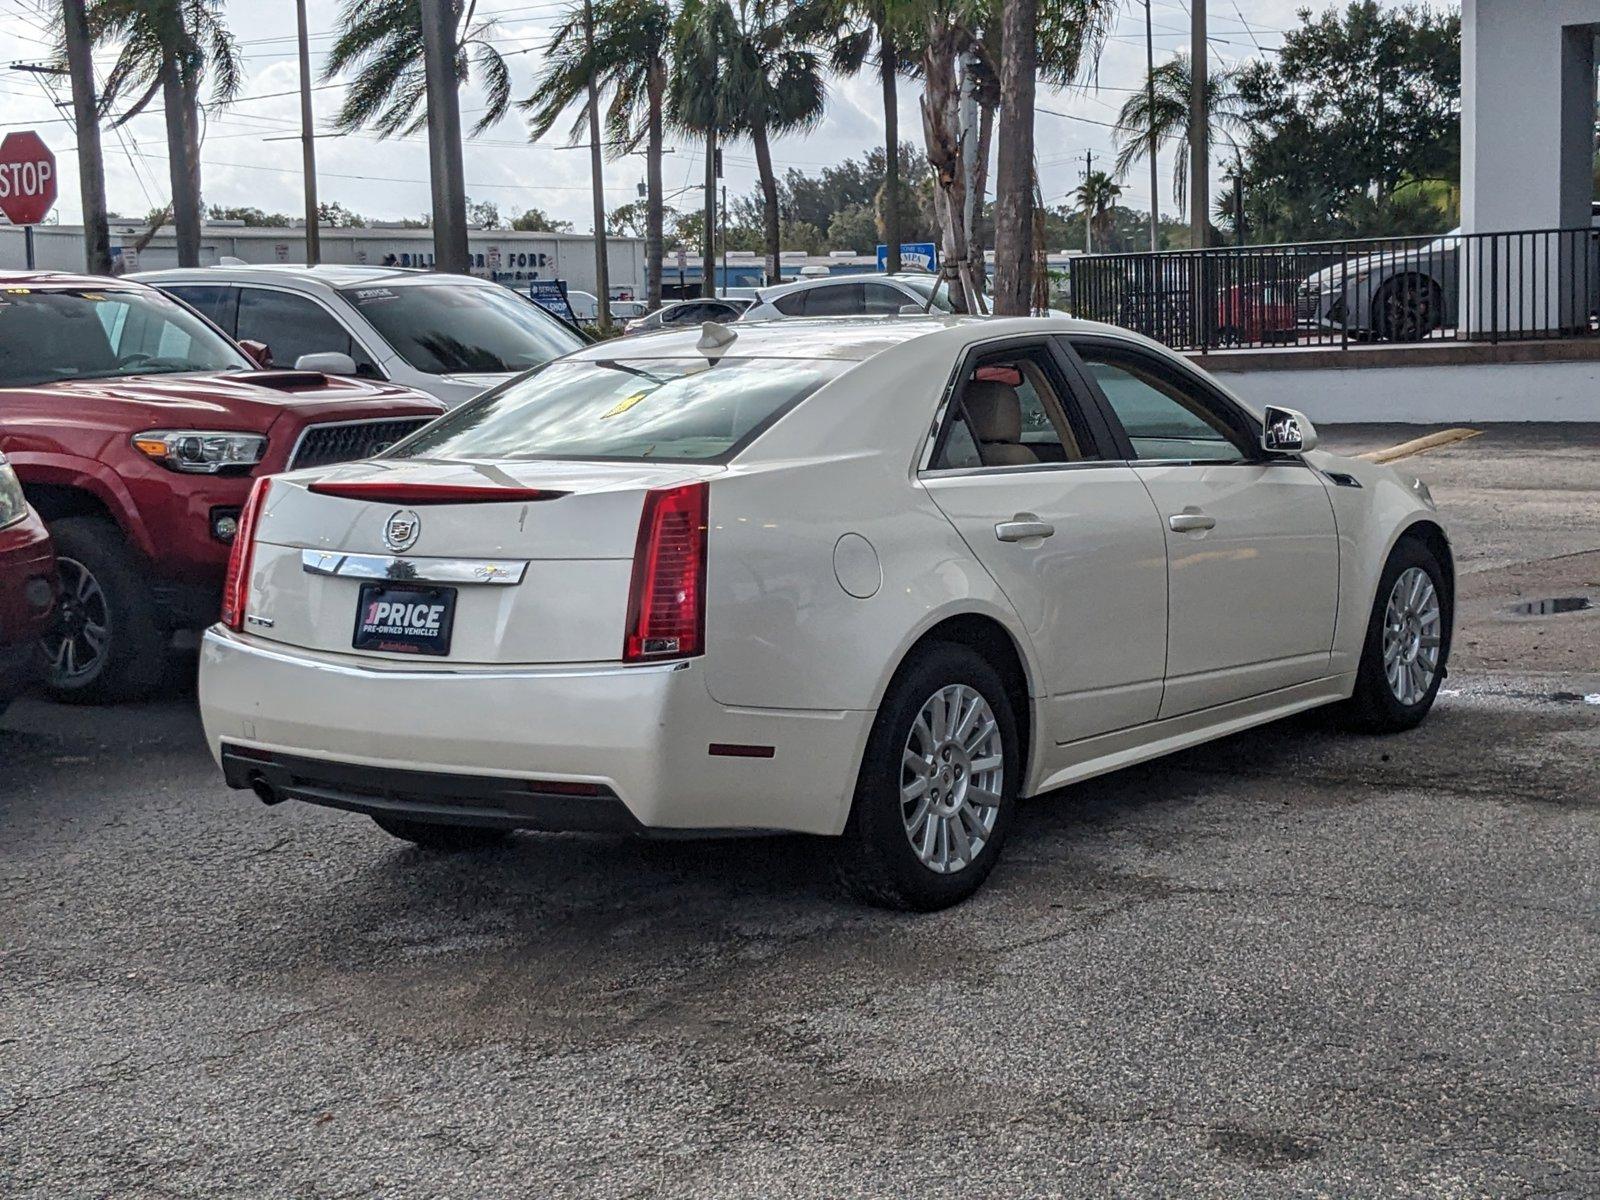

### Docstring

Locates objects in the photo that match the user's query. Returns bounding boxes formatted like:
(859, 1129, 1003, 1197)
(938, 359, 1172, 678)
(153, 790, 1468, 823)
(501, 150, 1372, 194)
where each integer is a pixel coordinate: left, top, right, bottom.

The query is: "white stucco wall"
(1460, 0, 1600, 334)
(1211, 360, 1600, 424)
(1462, 0, 1599, 233)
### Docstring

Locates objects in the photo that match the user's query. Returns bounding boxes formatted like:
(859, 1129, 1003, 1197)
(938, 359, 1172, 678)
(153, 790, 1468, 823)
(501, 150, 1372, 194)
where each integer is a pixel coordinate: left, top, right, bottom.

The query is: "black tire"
(1342, 537, 1452, 733)
(371, 816, 513, 852)
(834, 643, 1021, 911)
(1373, 275, 1443, 342)
(42, 516, 167, 704)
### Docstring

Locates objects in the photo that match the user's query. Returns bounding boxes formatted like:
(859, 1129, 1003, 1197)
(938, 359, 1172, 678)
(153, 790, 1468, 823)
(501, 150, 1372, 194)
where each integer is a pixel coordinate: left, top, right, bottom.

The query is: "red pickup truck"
(0, 272, 445, 702)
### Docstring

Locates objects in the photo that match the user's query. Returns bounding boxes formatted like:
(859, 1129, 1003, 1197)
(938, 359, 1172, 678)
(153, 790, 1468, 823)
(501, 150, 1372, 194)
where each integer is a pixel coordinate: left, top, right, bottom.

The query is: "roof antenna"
(696, 321, 737, 352)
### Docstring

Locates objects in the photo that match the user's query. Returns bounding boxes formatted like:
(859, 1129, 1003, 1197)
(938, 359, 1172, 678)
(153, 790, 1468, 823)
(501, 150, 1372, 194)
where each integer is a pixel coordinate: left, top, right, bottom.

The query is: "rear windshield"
(340, 282, 584, 375)
(387, 356, 846, 463)
(0, 286, 251, 388)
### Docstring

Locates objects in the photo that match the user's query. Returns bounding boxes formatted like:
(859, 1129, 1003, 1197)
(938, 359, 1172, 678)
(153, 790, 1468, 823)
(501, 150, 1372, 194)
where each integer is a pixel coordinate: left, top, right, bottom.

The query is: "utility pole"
(1083, 149, 1094, 255)
(701, 138, 717, 298)
(1144, 0, 1159, 252)
(583, 0, 612, 332)
(1188, 0, 1208, 249)
(295, 0, 320, 266)
(719, 182, 727, 298)
(1233, 152, 1246, 246)
(419, 0, 469, 273)
(60, 3, 111, 275)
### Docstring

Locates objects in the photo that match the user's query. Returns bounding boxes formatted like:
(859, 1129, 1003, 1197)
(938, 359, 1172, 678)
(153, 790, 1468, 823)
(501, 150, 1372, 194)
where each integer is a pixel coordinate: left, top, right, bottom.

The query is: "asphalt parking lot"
(3, 423, 1597, 1199)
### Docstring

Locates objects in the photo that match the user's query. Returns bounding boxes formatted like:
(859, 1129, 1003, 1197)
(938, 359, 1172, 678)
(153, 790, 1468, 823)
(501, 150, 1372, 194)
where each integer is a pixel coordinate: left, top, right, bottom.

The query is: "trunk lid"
(247, 458, 720, 664)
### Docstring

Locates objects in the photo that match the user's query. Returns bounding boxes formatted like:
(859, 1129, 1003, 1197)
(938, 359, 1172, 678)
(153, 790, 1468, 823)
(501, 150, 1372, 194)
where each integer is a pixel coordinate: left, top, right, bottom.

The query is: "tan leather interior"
(964, 379, 1038, 466)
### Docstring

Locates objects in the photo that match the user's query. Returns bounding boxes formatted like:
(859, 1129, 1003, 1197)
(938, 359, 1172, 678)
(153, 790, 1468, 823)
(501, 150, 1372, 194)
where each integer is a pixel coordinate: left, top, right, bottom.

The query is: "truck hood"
(19, 369, 443, 429)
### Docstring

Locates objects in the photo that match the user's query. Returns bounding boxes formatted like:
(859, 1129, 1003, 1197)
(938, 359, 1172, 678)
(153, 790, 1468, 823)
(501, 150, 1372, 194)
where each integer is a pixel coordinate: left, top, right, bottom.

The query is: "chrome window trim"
(301, 548, 528, 585)
(919, 458, 1132, 481)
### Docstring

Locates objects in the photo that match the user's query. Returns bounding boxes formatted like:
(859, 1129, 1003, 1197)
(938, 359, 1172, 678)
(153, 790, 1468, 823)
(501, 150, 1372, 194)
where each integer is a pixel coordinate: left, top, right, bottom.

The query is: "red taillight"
(220, 477, 270, 632)
(623, 482, 708, 662)
(306, 481, 566, 504)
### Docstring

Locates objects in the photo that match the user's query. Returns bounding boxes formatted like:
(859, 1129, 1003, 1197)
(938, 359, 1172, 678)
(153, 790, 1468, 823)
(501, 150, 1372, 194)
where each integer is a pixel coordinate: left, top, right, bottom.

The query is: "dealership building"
(0, 220, 651, 300)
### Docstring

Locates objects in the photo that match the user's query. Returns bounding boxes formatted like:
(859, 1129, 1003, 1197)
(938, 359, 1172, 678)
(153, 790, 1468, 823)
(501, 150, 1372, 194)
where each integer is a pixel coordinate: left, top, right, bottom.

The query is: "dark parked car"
(0, 452, 55, 718)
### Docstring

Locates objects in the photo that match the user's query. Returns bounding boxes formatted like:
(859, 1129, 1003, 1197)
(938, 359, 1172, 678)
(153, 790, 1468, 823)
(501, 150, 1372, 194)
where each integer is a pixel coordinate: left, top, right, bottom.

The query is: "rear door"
(919, 337, 1170, 745)
(1065, 335, 1340, 717)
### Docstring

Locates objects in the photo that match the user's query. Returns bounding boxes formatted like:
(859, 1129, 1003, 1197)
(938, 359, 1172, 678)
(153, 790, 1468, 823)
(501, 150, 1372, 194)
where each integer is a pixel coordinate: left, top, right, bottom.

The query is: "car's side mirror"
(238, 339, 271, 368)
(1262, 405, 1318, 454)
(294, 351, 358, 376)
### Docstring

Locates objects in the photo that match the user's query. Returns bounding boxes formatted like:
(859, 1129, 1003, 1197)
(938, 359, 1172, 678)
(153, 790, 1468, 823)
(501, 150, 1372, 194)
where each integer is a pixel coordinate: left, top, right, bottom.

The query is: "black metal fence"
(1066, 226, 1600, 352)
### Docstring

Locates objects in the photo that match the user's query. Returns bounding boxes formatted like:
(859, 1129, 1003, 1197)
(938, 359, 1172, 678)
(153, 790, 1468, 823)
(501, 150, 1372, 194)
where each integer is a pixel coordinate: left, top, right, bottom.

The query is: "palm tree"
(989, 0, 1118, 312)
(719, 0, 828, 286)
(1112, 54, 1247, 215)
(88, 0, 242, 268)
(324, 0, 512, 274)
(669, 0, 736, 297)
(324, 0, 511, 139)
(827, 1, 920, 275)
(60, 0, 112, 275)
(1074, 169, 1120, 253)
(523, 0, 672, 309)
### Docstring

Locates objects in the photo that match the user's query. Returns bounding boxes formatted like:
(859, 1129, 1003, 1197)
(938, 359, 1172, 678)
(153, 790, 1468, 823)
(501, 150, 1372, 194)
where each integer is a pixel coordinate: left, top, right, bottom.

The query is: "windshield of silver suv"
(340, 282, 584, 375)
(0, 286, 252, 388)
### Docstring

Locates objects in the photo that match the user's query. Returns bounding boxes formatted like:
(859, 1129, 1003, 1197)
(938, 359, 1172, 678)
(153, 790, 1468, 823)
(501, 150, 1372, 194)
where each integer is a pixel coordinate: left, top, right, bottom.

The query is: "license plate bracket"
(352, 582, 457, 656)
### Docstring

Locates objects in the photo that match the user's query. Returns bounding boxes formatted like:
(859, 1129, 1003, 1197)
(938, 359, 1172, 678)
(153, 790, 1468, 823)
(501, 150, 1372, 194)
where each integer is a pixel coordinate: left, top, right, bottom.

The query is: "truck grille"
(288, 419, 433, 471)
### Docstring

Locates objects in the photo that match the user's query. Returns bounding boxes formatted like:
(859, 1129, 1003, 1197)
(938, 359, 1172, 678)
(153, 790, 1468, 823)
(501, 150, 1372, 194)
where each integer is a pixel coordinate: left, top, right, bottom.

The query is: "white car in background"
(136, 265, 585, 408)
(200, 315, 1452, 910)
(624, 297, 753, 334)
(741, 272, 954, 319)
(563, 290, 648, 323)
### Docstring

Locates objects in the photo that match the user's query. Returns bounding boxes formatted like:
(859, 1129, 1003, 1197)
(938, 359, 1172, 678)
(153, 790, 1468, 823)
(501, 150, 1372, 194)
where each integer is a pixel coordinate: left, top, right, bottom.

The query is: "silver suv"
(136, 265, 584, 408)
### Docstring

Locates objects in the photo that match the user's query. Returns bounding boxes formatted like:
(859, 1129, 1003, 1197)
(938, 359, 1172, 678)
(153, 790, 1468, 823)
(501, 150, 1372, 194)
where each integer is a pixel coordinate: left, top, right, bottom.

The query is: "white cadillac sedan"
(200, 315, 1452, 910)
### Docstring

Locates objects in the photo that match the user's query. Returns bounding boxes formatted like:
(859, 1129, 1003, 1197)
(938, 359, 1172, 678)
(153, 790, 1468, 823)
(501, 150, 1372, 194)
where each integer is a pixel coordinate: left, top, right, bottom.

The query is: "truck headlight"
(133, 430, 267, 474)
(0, 454, 27, 529)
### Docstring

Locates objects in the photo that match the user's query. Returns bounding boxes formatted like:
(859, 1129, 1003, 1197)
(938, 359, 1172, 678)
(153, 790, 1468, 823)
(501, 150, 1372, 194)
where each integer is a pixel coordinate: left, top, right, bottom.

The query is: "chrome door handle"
(1168, 511, 1217, 532)
(995, 515, 1055, 542)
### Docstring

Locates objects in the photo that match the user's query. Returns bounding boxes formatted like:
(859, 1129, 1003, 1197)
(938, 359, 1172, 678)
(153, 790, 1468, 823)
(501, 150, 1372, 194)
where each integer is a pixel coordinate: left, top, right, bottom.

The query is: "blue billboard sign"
(529, 278, 578, 324)
(877, 242, 939, 273)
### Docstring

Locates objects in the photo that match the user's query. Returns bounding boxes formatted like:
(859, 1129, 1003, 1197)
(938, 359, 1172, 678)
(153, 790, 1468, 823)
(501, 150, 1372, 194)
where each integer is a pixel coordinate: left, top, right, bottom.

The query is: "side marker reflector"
(708, 743, 775, 759)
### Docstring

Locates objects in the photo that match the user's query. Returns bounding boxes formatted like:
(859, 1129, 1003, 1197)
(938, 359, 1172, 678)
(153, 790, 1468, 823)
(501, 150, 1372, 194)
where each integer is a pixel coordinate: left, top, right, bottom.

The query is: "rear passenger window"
(804, 283, 866, 316)
(862, 283, 906, 314)
(772, 291, 808, 316)
(933, 347, 1098, 470)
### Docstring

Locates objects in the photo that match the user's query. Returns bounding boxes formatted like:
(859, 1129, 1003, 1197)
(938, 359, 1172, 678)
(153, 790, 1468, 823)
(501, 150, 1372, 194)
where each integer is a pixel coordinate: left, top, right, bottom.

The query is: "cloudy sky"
(1, 0, 1445, 238)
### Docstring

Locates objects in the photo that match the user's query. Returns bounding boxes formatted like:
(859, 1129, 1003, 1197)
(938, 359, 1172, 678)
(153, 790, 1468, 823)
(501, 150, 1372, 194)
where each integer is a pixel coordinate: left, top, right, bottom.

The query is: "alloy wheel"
(1382, 566, 1442, 706)
(44, 557, 111, 686)
(899, 683, 1004, 875)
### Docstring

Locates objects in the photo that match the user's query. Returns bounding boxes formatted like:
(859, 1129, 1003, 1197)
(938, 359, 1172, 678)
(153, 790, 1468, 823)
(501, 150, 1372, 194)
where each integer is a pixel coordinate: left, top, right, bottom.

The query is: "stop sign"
(0, 131, 58, 227)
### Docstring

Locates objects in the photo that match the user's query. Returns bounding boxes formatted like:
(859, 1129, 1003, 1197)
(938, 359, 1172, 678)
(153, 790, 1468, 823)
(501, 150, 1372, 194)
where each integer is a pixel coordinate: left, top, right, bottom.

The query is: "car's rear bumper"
(199, 628, 871, 836)
(0, 510, 57, 701)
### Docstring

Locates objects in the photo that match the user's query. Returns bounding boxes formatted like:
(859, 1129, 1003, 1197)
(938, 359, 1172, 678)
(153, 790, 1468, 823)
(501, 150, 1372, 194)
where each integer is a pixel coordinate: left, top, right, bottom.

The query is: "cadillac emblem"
(383, 509, 421, 553)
